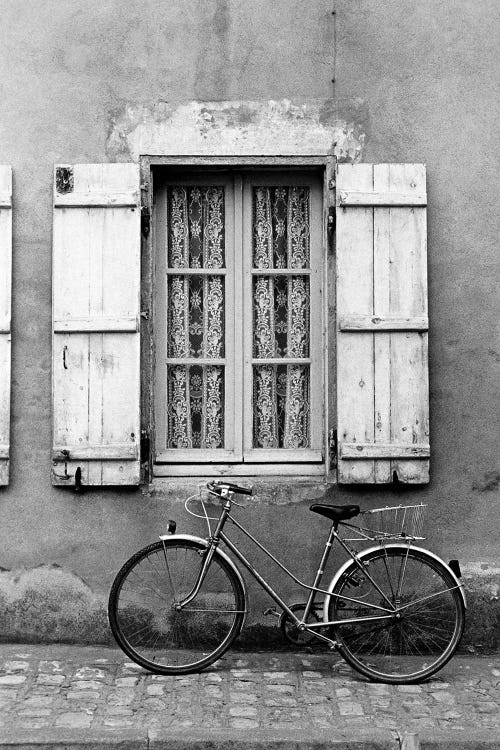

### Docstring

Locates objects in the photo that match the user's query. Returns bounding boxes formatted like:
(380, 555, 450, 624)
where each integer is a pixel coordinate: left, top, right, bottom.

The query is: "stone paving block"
(103, 717, 135, 727)
(22, 695, 56, 707)
(72, 679, 106, 691)
(476, 701, 499, 713)
(74, 667, 107, 681)
(303, 679, 327, 689)
(229, 705, 258, 717)
(55, 712, 93, 728)
(265, 683, 294, 694)
(0, 674, 26, 685)
(430, 691, 456, 704)
(18, 718, 50, 729)
(66, 690, 100, 701)
(230, 718, 259, 728)
(338, 701, 364, 716)
(36, 673, 65, 686)
(228, 690, 258, 703)
(116, 676, 139, 687)
(39, 660, 63, 673)
(203, 672, 223, 682)
(263, 696, 298, 707)
(17, 708, 53, 717)
(3, 660, 30, 672)
(397, 684, 423, 693)
(146, 684, 165, 695)
(335, 687, 352, 698)
(107, 688, 136, 705)
(104, 706, 135, 716)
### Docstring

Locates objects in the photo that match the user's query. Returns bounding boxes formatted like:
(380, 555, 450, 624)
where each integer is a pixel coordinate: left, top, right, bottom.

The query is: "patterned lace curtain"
(252, 187, 311, 449)
(166, 187, 225, 449)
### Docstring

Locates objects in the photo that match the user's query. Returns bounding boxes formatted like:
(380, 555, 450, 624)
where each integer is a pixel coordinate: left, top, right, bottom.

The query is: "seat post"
(310, 523, 337, 591)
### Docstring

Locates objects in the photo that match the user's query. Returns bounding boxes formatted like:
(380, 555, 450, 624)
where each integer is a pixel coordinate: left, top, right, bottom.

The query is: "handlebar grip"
(207, 481, 253, 496)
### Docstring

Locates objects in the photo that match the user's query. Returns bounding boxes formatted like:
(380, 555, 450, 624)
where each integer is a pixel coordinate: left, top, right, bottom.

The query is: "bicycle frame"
(176, 492, 402, 648)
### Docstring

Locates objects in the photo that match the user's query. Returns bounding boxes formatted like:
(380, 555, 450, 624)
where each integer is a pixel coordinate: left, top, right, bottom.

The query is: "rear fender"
(323, 543, 467, 623)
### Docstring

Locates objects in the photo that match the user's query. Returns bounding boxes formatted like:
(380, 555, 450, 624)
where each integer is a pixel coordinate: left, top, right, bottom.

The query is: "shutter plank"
(373, 165, 391, 483)
(337, 190, 427, 206)
(388, 165, 428, 483)
(0, 166, 12, 485)
(52, 164, 141, 486)
(336, 165, 375, 482)
(339, 315, 428, 331)
(336, 164, 429, 484)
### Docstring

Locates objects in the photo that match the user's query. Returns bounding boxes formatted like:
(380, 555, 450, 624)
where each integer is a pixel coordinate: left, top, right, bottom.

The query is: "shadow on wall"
(0, 564, 499, 653)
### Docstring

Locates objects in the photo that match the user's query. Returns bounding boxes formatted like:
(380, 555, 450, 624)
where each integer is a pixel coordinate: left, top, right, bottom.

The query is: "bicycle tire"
(327, 546, 465, 684)
(108, 538, 246, 675)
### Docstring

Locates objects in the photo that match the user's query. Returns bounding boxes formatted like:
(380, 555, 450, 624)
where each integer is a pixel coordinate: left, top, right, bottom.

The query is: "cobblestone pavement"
(0, 645, 499, 747)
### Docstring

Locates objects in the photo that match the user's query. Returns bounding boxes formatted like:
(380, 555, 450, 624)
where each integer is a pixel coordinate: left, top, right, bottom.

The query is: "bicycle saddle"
(309, 504, 360, 523)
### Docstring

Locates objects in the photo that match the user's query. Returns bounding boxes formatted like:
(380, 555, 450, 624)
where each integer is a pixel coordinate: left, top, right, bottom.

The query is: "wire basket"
(341, 503, 427, 543)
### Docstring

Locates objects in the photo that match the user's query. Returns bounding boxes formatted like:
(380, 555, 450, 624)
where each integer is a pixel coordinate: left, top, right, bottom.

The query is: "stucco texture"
(0, 0, 499, 646)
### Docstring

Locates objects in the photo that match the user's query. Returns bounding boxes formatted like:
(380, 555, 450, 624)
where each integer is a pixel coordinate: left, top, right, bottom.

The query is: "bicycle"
(108, 480, 466, 684)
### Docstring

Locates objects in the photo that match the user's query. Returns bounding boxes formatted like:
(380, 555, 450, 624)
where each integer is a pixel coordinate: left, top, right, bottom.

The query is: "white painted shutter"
(52, 164, 141, 486)
(0, 167, 12, 485)
(336, 164, 429, 483)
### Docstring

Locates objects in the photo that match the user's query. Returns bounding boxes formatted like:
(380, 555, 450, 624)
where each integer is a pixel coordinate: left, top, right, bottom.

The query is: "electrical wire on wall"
(332, 5, 336, 94)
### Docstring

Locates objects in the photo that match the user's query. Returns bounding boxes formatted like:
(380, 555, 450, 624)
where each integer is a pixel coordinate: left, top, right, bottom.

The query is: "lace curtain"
(252, 187, 311, 449)
(165, 183, 312, 454)
(166, 187, 225, 449)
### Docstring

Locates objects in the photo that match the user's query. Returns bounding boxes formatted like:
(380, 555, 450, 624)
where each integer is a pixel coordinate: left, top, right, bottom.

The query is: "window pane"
(253, 275, 310, 358)
(168, 186, 225, 269)
(168, 275, 225, 358)
(253, 186, 310, 269)
(167, 365, 224, 449)
(253, 364, 310, 448)
(166, 184, 226, 452)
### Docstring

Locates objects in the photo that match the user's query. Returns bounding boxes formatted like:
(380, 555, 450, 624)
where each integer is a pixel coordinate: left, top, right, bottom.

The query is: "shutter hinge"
(141, 429, 151, 464)
(328, 177, 336, 189)
(141, 206, 151, 238)
(329, 429, 338, 469)
(327, 207, 336, 253)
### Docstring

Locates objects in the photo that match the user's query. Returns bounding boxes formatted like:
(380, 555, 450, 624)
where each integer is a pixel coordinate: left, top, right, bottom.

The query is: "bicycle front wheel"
(108, 539, 246, 674)
(327, 546, 465, 683)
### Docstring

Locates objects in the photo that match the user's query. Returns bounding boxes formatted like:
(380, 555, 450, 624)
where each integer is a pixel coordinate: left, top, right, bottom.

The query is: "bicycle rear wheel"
(327, 546, 465, 683)
(108, 539, 246, 674)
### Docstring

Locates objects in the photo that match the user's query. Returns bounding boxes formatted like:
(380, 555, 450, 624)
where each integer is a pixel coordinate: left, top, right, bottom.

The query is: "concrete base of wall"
(0, 564, 498, 653)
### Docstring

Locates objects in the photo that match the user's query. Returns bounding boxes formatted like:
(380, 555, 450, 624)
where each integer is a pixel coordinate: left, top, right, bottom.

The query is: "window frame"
(140, 155, 336, 481)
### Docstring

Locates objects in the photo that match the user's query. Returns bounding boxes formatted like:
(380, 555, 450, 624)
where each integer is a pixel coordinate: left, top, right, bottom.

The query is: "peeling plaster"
(106, 99, 367, 162)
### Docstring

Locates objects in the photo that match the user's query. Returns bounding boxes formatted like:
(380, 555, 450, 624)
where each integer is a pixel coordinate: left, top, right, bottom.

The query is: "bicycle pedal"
(263, 607, 280, 618)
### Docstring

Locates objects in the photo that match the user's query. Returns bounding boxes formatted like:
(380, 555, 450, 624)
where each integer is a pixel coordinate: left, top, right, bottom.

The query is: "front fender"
(322, 543, 467, 623)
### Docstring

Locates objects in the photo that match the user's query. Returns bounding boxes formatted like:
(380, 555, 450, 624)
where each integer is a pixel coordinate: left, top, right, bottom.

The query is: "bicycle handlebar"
(207, 481, 253, 497)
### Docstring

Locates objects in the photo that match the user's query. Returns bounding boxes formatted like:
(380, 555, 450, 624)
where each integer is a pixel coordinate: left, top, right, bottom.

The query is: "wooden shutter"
(0, 166, 12, 485)
(52, 164, 141, 486)
(336, 164, 429, 484)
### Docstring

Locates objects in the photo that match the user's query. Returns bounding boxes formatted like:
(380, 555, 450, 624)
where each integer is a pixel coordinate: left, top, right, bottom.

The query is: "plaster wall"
(0, 0, 499, 647)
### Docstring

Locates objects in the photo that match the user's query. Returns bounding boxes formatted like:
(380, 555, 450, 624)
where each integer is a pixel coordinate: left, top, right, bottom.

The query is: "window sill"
(152, 463, 327, 477)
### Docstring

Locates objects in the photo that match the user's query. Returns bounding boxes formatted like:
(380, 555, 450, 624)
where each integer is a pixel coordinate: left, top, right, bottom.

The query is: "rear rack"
(340, 503, 426, 542)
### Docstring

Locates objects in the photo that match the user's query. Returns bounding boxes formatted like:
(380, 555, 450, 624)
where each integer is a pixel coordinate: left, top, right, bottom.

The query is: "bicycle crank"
(279, 603, 323, 646)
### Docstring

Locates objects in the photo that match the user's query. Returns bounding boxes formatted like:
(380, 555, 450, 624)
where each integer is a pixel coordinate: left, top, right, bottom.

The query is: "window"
(51, 160, 429, 487)
(153, 170, 325, 474)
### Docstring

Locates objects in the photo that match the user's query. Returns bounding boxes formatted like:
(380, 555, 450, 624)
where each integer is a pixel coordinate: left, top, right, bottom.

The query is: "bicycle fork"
(171, 495, 232, 610)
